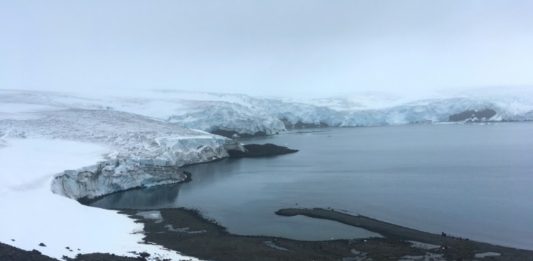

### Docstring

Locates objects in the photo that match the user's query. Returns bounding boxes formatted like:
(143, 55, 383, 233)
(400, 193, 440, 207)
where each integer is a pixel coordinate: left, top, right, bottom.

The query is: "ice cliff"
(0, 107, 242, 199)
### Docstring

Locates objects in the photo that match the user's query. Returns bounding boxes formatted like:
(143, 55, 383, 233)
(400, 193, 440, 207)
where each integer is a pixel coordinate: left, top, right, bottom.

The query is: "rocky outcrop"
(280, 118, 329, 129)
(228, 143, 298, 158)
(448, 108, 497, 122)
(0, 242, 57, 261)
(210, 128, 268, 139)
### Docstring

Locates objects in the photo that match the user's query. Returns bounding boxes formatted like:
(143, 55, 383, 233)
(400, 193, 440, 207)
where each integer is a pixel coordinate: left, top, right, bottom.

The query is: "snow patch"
(474, 252, 501, 258)
(408, 241, 440, 250)
(136, 211, 163, 223)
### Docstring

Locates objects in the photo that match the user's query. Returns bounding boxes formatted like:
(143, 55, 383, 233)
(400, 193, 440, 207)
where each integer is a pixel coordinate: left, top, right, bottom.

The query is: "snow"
(408, 241, 440, 250)
(0, 98, 241, 259)
(2, 89, 532, 138)
(474, 252, 501, 258)
(0, 106, 241, 199)
(0, 103, 60, 120)
(0, 88, 531, 259)
(0, 138, 197, 260)
(136, 211, 163, 222)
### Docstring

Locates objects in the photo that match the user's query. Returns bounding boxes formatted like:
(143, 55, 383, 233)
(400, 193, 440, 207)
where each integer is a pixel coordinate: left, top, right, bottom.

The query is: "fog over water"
(2, 1, 533, 98)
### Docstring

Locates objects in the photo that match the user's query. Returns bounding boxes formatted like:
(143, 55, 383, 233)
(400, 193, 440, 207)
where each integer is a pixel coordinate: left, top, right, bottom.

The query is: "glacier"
(2, 89, 531, 139)
(0, 106, 242, 199)
(1, 88, 532, 200)
(0, 88, 531, 259)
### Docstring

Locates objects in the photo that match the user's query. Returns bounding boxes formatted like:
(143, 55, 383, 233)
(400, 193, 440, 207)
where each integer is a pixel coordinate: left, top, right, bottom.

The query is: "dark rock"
(449, 109, 497, 122)
(1, 242, 149, 261)
(0, 242, 56, 261)
(39, 243, 46, 247)
(210, 128, 267, 139)
(228, 143, 298, 158)
(281, 118, 329, 129)
(66, 253, 144, 260)
(138, 252, 150, 259)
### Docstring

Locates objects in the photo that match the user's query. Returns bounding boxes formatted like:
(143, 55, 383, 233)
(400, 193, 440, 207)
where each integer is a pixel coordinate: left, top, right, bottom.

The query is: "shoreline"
(3, 130, 533, 260)
(122, 207, 533, 261)
(276, 208, 533, 259)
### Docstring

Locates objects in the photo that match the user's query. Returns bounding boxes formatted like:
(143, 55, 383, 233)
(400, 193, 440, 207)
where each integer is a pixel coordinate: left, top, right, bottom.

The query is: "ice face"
(0, 104, 241, 199)
(2, 90, 531, 139)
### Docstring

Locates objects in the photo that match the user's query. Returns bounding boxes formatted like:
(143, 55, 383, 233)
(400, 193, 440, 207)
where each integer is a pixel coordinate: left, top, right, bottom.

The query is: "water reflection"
(90, 124, 533, 249)
(91, 158, 247, 210)
(91, 183, 182, 210)
(182, 158, 245, 190)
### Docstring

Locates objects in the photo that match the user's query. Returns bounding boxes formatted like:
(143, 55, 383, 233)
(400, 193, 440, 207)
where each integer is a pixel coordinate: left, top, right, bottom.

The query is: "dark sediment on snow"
(227, 143, 298, 158)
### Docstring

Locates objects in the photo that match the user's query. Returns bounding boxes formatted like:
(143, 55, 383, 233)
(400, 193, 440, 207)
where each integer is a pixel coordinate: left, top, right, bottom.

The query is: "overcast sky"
(1, 0, 533, 98)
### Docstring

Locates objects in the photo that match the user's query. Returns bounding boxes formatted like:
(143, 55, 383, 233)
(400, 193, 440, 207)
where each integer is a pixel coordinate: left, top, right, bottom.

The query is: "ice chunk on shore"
(474, 252, 501, 258)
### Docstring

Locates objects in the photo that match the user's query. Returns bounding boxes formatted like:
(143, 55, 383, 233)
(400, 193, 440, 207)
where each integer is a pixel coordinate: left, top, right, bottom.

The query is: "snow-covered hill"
(2, 89, 532, 138)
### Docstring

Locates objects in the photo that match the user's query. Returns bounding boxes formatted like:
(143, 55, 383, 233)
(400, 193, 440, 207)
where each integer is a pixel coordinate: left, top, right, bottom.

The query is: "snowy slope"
(0, 107, 240, 199)
(0, 138, 197, 260)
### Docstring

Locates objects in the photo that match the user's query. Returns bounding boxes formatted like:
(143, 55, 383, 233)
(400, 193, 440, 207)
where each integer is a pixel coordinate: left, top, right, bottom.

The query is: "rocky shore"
(122, 208, 533, 261)
(0, 242, 151, 261)
(276, 208, 533, 260)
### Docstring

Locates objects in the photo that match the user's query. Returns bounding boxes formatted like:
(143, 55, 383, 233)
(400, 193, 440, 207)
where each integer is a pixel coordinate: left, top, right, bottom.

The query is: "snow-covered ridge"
(2, 89, 532, 139)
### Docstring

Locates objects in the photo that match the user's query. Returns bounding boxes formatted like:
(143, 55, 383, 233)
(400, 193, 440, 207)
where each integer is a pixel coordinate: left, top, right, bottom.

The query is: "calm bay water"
(92, 123, 533, 249)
